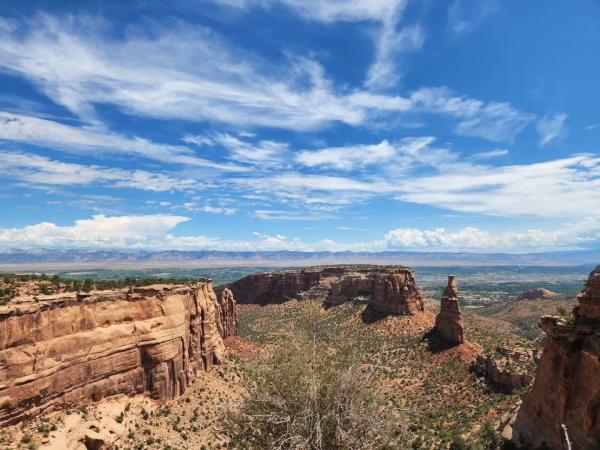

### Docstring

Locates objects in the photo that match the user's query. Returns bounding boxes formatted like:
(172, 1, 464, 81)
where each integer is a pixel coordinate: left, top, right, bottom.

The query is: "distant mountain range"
(0, 248, 598, 269)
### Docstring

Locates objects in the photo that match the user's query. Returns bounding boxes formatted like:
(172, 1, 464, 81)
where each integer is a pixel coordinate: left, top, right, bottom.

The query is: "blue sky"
(0, 0, 599, 252)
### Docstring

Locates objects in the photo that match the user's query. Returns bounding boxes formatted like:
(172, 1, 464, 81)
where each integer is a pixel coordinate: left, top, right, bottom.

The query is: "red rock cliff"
(326, 269, 424, 315)
(0, 281, 236, 426)
(221, 270, 322, 305)
(223, 265, 424, 315)
(512, 265, 600, 449)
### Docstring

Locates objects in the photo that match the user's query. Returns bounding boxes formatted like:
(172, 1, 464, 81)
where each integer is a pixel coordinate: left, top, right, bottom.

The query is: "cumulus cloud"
(384, 219, 600, 251)
(1, 214, 598, 252)
(536, 112, 568, 146)
(0, 215, 190, 248)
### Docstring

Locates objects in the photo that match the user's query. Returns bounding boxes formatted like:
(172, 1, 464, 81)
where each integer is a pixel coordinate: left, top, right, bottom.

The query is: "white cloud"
(384, 219, 600, 252)
(217, 0, 420, 90)
(448, 0, 499, 35)
(454, 102, 535, 142)
(351, 87, 534, 142)
(366, 23, 424, 90)
(469, 148, 508, 160)
(536, 112, 568, 146)
(396, 155, 600, 218)
(0, 151, 198, 192)
(0, 15, 532, 141)
(1, 214, 598, 252)
(216, 0, 402, 23)
(0, 215, 190, 248)
(201, 205, 237, 215)
(296, 137, 433, 171)
(0, 16, 362, 131)
(213, 133, 289, 166)
(0, 111, 247, 172)
(253, 210, 332, 221)
(181, 134, 216, 147)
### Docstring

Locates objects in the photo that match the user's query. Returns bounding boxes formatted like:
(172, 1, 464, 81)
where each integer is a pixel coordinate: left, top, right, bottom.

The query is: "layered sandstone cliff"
(325, 269, 424, 315)
(434, 276, 464, 345)
(473, 347, 536, 390)
(512, 265, 600, 449)
(221, 269, 322, 305)
(222, 265, 424, 315)
(218, 288, 237, 338)
(0, 281, 236, 426)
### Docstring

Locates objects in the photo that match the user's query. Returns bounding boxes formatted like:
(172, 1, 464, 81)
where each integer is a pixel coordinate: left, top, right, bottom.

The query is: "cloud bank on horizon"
(0, 0, 598, 253)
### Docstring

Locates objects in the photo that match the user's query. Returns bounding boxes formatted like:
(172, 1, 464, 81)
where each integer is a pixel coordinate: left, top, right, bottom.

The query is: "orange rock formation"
(512, 265, 600, 449)
(0, 281, 236, 426)
(326, 270, 424, 315)
(434, 275, 465, 345)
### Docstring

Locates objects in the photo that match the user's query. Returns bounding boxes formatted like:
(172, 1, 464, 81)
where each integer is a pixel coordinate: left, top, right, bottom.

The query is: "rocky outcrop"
(326, 269, 424, 315)
(217, 288, 237, 338)
(221, 270, 323, 305)
(434, 276, 464, 345)
(0, 281, 236, 426)
(473, 347, 537, 390)
(512, 265, 600, 449)
(514, 288, 556, 301)
(222, 265, 423, 316)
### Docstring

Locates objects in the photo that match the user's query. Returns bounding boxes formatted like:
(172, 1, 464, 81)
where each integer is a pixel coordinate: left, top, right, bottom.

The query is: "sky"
(0, 0, 599, 253)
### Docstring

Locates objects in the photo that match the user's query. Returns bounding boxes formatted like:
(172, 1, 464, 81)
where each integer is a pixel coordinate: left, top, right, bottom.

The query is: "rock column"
(434, 275, 465, 345)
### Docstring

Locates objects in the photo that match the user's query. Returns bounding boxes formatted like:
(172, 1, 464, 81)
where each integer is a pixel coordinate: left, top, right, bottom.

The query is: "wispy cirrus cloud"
(469, 148, 508, 160)
(296, 137, 433, 171)
(536, 112, 568, 146)
(448, 0, 499, 36)
(0, 15, 533, 141)
(396, 155, 600, 218)
(0, 150, 199, 192)
(0, 111, 247, 172)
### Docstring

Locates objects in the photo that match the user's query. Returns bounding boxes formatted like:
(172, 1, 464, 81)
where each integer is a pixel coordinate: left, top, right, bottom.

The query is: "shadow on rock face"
(359, 303, 396, 323)
(422, 328, 460, 353)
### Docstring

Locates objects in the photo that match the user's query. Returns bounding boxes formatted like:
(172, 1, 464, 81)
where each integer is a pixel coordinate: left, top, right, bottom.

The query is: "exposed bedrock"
(434, 275, 465, 345)
(473, 347, 536, 390)
(221, 265, 424, 315)
(219, 269, 322, 305)
(326, 269, 424, 315)
(512, 265, 600, 449)
(0, 281, 237, 426)
(218, 288, 237, 338)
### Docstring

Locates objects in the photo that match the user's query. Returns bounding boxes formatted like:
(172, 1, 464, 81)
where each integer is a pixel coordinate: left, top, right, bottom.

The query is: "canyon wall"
(325, 269, 424, 315)
(512, 265, 600, 449)
(0, 281, 236, 426)
(222, 265, 424, 315)
(220, 270, 323, 305)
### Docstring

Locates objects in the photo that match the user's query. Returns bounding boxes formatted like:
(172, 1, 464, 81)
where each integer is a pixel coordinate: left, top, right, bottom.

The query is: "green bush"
(226, 301, 405, 450)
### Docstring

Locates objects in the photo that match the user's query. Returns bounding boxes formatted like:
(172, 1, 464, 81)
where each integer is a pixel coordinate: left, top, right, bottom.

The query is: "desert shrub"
(226, 301, 405, 449)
